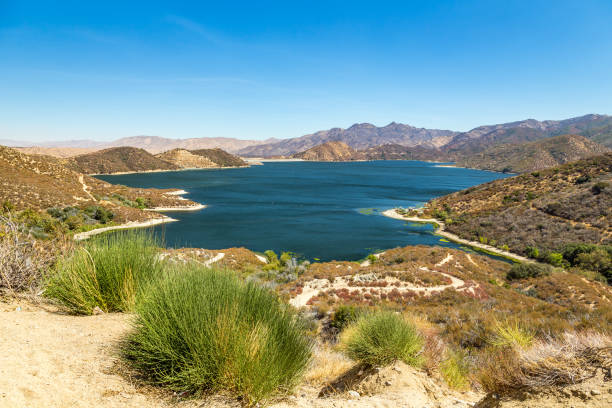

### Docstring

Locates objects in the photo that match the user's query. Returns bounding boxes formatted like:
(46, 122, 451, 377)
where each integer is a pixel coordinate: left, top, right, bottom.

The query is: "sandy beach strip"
(73, 216, 178, 240)
(382, 208, 530, 262)
(144, 204, 206, 212)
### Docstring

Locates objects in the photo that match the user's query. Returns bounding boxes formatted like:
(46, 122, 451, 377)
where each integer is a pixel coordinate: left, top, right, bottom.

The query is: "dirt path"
(0, 301, 198, 408)
(382, 209, 529, 262)
(78, 174, 96, 201)
(290, 253, 479, 308)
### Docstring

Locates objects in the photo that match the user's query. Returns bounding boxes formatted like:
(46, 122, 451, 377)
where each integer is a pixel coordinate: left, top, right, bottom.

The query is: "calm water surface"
(97, 161, 508, 261)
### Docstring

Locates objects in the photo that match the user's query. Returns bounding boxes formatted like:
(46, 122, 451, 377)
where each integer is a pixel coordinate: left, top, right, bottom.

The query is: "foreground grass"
(45, 230, 162, 314)
(121, 265, 313, 406)
(340, 311, 424, 367)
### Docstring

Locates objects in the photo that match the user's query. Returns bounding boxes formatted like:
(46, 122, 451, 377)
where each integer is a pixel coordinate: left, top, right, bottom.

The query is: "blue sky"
(1, 0, 612, 142)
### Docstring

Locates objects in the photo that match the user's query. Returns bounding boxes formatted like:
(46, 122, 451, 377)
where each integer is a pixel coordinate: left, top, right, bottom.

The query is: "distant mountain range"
(238, 122, 458, 157)
(5, 114, 612, 172)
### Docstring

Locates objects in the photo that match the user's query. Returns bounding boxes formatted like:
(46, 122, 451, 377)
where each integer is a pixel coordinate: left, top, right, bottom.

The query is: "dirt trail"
(290, 253, 478, 308)
(78, 174, 96, 201)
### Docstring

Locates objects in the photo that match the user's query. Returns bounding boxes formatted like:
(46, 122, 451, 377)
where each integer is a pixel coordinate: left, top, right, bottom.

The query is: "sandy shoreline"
(145, 204, 206, 212)
(382, 209, 529, 262)
(73, 216, 178, 240)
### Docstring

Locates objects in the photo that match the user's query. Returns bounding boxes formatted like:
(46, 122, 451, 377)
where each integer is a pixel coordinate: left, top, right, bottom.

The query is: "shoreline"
(73, 216, 178, 240)
(89, 165, 251, 176)
(145, 204, 206, 212)
(382, 208, 529, 262)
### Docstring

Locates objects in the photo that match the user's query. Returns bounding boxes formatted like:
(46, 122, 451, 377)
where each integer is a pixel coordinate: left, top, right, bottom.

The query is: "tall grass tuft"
(489, 319, 534, 349)
(340, 310, 424, 367)
(121, 265, 313, 406)
(45, 230, 162, 314)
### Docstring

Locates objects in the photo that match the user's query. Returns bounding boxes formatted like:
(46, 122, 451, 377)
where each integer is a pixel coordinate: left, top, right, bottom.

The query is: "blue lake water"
(97, 161, 508, 261)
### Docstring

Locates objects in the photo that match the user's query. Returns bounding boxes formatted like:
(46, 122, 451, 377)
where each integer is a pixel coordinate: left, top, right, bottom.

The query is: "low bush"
(478, 332, 612, 395)
(340, 311, 424, 367)
(440, 350, 470, 390)
(330, 305, 361, 330)
(488, 320, 534, 348)
(506, 262, 552, 281)
(45, 230, 161, 314)
(0, 214, 55, 292)
(122, 266, 313, 406)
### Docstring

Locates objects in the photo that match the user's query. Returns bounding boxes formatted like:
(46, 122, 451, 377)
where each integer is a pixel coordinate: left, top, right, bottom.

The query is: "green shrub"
(506, 262, 552, 281)
(440, 350, 470, 390)
(340, 311, 424, 367)
(489, 320, 534, 348)
(331, 305, 361, 330)
(122, 266, 313, 405)
(45, 230, 161, 314)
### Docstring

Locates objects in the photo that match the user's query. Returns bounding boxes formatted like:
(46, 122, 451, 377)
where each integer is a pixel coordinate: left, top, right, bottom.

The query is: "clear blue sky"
(1, 0, 612, 142)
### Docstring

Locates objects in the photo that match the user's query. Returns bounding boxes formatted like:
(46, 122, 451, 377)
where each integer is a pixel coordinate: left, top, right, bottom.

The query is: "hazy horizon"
(2, 1, 612, 142)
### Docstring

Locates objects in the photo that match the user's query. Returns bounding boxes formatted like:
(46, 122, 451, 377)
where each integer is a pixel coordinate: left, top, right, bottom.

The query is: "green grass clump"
(489, 320, 534, 349)
(45, 230, 162, 314)
(340, 311, 424, 367)
(440, 350, 470, 390)
(121, 265, 313, 406)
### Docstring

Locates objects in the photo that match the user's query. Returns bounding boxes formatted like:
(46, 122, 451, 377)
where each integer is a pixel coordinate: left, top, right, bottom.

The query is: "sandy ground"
(0, 300, 198, 408)
(0, 298, 481, 408)
(382, 209, 529, 262)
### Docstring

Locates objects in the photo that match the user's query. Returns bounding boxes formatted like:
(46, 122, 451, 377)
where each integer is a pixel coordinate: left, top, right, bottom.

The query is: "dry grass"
(303, 346, 353, 385)
(478, 331, 612, 395)
(0, 214, 56, 293)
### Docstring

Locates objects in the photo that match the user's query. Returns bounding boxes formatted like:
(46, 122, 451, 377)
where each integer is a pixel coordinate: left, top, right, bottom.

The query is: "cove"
(97, 161, 509, 262)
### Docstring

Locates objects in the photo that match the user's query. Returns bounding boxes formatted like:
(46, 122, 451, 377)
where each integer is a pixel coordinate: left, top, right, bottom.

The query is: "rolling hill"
(70, 147, 179, 174)
(456, 134, 610, 173)
(0, 146, 197, 223)
(425, 153, 612, 260)
(292, 141, 359, 161)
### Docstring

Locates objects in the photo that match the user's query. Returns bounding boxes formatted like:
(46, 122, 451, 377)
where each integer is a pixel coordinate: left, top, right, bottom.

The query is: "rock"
(92, 306, 104, 315)
(384, 380, 392, 386)
(590, 389, 601, 396)
(348, 390, 360, 399)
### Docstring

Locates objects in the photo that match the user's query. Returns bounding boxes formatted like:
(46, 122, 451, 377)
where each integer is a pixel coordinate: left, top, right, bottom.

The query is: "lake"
(97, 161, 508, 261)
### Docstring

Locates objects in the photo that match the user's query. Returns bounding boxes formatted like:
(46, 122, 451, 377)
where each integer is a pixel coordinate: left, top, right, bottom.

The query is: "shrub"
(330, 305, 361, 330)
(0, 214, 54, 292)
(340, 311, 424, 367)
(440, 350, 470, 390)
(45, 230, 161, 314)
(479, 332, 612, 395)
(506, 262, 552, 281)
(489, 320, 534, 349)
(122, 266, 313, 405)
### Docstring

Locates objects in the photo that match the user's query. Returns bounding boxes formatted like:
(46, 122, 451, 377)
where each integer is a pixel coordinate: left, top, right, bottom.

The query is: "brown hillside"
(293, 141, 360, 161)
(70, 147, 178, 174)
(457, 134, 610, 173)
(426, 153, 612, 257)
(190, 148, 248, 167)
(0, 146, 196, 222)
(360, 143, 445, 161)
(155, 148, 218, 168)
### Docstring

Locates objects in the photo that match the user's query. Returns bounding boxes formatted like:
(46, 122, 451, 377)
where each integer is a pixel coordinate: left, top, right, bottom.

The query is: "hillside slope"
(456, 134, 610, 173)
(360, 144, 444, 161)
(190, 148, 248, 167)
(293, 141, 359, 161)
(443, 114, 612, 157)
(70, 147, 178, 174)
(426, 153, 612, 258)
(0, 146, 197, 223)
